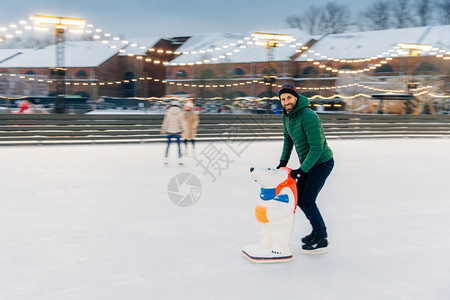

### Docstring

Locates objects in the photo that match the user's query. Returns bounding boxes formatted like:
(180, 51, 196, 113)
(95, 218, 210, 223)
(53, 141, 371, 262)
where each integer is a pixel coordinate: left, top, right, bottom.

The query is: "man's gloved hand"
(290, 168, 306, 179)
(276, 160, 288, 169)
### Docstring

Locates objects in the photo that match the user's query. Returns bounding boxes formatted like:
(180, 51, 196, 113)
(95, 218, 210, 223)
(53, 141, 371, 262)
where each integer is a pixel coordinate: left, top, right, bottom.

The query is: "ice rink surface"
(1, 138, 450, 299)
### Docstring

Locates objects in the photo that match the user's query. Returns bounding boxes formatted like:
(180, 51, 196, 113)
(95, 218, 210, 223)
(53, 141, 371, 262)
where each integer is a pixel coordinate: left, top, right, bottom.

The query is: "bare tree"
(286, 6, 323, 35)
(286, 15, 302, 30)
(415, 0, 434, 26)
(0, 34, 54, 49)
(286, 0, 448, 33)
(436, 0, 450, 24)
(21, 36, 54, 48)
(358, 0, 392, 31)
(286, 2, 351, 35)
(0, 31, 101, 49)
(319, 2, 351, 34)
(392, 0, 415, 28)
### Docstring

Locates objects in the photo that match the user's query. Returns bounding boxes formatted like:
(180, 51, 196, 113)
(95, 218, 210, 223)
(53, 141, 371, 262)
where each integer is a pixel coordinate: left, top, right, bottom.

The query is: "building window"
(176, 70, 187, 77)
(76, 70, 88, 77)
(25, 70, 35, 75)
(301, 91, 318, 98)
(340, 65, 352, 70)
(124, 72, 134, 97)
(230, 91, 246, 98)
(262, 67, 278, 75)
(375, 64, 394, 73)
(203, 90, 217, 98)
(233, 68, 245, 76)
(415, 62, 438, 74)
(257, 91, 277, 98)
(302, 67, 318, 75)
(201, 69, 216, 78)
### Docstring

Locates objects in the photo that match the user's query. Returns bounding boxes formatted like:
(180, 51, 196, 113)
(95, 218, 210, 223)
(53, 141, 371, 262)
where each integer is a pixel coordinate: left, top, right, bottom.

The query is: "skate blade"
(300, 247, 328, 255)
(242, 250, 293, 264)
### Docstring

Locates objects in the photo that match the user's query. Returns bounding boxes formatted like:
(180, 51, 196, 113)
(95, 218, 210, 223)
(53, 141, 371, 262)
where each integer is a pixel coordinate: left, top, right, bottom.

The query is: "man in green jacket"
(276, 84, 334, 254)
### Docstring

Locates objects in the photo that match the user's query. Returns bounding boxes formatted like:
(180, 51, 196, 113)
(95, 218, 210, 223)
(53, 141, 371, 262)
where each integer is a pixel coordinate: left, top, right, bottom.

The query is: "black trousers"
(296, 158, 334, 239)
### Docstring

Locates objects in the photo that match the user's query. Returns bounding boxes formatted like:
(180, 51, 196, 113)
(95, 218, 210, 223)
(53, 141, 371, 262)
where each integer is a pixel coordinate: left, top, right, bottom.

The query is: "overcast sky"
(1, 0, 375, 39)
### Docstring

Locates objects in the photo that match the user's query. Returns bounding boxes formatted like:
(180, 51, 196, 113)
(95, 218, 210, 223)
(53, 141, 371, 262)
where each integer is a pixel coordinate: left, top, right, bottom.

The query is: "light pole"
(252, 32, 293, 103)
(32, 15, 86, 113)
(398, 43, 432, 86)
(398, 43, 432, 114)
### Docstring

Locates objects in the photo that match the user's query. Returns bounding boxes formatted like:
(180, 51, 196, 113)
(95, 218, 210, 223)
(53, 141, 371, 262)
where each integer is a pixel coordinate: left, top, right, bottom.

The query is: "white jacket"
(161, 106, 184, 134)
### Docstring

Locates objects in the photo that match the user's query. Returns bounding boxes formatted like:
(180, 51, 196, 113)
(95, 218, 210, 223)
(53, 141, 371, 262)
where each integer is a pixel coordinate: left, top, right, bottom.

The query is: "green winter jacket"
(280, 95, 333, 173)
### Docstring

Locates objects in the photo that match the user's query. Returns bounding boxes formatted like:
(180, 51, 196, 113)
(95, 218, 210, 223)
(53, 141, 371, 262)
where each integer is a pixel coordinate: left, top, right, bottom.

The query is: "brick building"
(166, 26, 449, 99)
(0, 37, 188, 99)
(0, 25, 448, 103)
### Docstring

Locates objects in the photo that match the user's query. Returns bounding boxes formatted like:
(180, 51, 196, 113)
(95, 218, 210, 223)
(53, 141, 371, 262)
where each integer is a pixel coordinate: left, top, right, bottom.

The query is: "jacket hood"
(167, 106, 182, 115)
(283, 95, 310, 118)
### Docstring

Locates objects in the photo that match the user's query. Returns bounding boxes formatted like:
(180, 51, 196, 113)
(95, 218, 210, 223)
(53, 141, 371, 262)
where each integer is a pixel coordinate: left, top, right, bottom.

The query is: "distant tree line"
(1, 0, 448, 49)
(286, 0, 450, 35)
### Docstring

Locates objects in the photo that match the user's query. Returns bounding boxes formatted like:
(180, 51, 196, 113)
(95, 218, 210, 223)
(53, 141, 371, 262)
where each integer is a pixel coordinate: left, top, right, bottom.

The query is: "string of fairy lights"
(0, 72, 432, 93)
(1, 66, 447, 97)
(0, 74, 447, 99)
(0, 16, 449, 99)
(297, 46, 449, 75)
(1, 71, 445, 100)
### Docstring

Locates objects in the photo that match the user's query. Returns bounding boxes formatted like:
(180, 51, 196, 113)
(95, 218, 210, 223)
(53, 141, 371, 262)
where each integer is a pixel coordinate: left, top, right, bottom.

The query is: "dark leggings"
(165, 134, 181, 158)
(297, 158, 334, 239)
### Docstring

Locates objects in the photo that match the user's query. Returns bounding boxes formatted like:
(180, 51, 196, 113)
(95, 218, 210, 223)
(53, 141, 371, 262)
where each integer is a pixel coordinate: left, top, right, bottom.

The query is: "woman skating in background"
(182, 101, 199, 156)
(161, 100, 184, 165)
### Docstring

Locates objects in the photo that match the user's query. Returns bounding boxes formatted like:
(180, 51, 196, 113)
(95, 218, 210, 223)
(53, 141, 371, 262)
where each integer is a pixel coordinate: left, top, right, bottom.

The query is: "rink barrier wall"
(0, 113, 449, 146)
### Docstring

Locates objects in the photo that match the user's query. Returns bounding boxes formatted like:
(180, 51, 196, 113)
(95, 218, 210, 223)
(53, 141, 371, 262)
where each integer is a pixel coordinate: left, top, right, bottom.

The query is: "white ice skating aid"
(242, 167, 297, 263)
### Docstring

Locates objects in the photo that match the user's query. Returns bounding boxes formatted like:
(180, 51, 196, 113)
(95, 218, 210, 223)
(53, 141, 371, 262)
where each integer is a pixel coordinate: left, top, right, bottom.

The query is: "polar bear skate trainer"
(242, 167, 297, 263)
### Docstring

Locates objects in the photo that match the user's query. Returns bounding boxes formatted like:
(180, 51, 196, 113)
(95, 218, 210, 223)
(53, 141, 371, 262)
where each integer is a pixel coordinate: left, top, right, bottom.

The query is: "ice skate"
(163, 157, 168, 166)
(300, 238, 328, 255)
(301, 232, 315, 244)
(178, 157, 184, 166)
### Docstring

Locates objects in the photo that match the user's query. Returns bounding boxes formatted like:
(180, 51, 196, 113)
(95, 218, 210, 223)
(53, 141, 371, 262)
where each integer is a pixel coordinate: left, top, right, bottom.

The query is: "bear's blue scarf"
(259, 188, 289, 203)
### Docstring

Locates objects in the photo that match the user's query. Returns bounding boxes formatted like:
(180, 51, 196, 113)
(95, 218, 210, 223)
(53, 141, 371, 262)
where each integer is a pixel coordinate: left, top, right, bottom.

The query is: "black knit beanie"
(278, 84, 299, 99)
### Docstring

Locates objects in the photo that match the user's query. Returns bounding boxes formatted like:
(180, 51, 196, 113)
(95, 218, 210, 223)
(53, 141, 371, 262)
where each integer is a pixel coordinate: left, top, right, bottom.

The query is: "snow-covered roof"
(0, 49, 31, 64)
(170, 28, 310, 65)
(118, 37, 163, 56)
(0, 26, 447, 69)
(296, 25, 450, 61)
(0, 41, 122, 68)
(419, 25, 450, 49)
